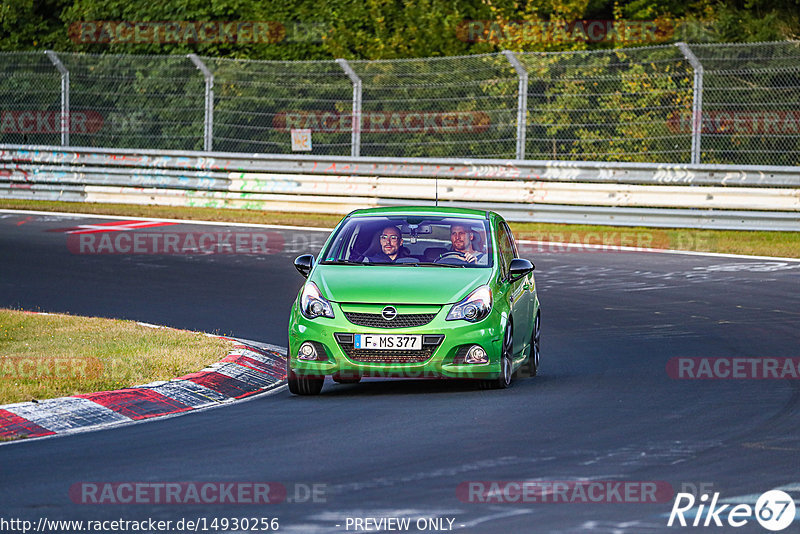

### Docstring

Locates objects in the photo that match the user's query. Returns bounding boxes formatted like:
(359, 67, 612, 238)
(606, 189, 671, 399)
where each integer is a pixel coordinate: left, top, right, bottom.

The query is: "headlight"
(300, 282, 335, 319)
(446, 285, 492, 322)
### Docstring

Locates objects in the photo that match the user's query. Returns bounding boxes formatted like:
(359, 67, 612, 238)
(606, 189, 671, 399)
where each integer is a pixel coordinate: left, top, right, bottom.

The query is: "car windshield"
(320, 215, 493, 268)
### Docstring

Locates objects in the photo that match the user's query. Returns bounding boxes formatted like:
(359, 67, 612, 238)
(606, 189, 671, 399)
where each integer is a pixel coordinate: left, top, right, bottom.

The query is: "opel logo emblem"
(382, 306, 397, 321)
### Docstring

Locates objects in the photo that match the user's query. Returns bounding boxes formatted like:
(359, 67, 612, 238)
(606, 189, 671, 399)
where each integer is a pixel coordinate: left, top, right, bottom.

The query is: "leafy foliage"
(2, 0, 799, 58)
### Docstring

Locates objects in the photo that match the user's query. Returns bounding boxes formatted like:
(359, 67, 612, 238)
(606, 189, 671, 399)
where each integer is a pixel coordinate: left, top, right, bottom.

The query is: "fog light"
(298, 342, 318, 360)
(464, 345, 488, 364)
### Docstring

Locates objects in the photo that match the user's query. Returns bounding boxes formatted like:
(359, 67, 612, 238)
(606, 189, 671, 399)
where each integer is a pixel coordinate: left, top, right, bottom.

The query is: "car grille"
(341, 347, 436, 364)
(343, 311, 436, 329)
(334, 333, 444, 364)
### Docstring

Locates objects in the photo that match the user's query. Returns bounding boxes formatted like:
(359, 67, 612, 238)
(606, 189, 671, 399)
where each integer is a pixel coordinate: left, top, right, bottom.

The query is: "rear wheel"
(481, 323, 513, 389)
(286, 356, 324, 395)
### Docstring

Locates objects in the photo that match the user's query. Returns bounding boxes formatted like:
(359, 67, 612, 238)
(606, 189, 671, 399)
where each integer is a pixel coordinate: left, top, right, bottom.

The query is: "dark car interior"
(349, 220, 486, 263)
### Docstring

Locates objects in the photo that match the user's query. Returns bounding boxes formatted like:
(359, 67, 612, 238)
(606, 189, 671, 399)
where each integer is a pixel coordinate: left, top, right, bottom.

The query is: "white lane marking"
(327, 456, 544, 494)
(457, 509, 533, 529)
(574, 520, 665, 533)
(62, 220, 176, 234)
(3, 208, 799, 261)
(693, 262, 800, 272)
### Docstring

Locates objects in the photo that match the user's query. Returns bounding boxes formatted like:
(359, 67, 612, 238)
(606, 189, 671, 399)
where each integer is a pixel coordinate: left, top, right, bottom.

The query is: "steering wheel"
(435, 251, 467, 262)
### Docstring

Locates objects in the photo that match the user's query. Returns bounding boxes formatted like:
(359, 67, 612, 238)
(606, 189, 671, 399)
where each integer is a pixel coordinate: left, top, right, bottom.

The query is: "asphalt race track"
(1, 211, 799, 533)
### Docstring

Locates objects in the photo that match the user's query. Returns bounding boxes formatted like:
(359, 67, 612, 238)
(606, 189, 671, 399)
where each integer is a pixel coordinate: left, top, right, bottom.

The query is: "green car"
(287, 206, 540, 395)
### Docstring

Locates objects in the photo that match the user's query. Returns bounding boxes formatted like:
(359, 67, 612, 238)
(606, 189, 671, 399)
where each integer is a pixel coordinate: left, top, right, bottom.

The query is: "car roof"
(347, 206, 493, 220)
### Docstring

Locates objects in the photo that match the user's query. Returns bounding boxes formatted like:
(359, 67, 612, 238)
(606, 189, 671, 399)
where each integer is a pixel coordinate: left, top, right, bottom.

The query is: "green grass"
(1, 199, 798, 258)
(507, 222, 800, 259)
(0, 309, 232, 405)
(0, 199, 343, 228)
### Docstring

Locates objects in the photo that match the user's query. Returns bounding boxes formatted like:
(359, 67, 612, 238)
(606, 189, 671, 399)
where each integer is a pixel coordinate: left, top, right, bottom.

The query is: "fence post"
(188, 54, 214, 152)
(336, 59, 362, 158)
(503, 50, 528, 161)
(676, 42, 704, 165)
(44, 51, 69, 147)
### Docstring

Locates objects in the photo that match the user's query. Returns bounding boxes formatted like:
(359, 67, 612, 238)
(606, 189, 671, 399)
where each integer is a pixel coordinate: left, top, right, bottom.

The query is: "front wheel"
(481, 323, 513, 389)
(286, 357, 324, 395)
(530, 311, 540, 376)
(517, 311, 540, 378)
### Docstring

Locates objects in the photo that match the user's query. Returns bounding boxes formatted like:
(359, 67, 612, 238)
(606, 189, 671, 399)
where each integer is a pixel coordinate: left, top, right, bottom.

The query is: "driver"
(367, 225, 410, 263)
(447, 223, 486, 264)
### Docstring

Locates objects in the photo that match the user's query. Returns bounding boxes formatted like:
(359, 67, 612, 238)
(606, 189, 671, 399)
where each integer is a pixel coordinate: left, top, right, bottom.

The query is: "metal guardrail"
(1, 145, 799, 231)
(3, 145, 799, 186)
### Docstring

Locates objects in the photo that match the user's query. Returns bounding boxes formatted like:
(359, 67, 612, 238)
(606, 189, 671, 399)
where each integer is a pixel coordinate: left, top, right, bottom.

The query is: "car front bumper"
(288, 302, 506, 379)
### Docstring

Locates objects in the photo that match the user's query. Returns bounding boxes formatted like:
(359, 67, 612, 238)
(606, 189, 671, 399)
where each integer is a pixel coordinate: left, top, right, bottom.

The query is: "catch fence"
(1, 41, 799, 166)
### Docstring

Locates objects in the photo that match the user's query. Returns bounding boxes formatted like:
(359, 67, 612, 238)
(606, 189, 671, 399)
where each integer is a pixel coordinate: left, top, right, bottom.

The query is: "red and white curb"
(0, 327, 287, 441)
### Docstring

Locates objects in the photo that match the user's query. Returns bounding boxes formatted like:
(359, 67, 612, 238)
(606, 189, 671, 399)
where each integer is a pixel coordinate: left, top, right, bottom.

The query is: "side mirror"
(508, 258, 534, 282)
(294, 254, 314, 278)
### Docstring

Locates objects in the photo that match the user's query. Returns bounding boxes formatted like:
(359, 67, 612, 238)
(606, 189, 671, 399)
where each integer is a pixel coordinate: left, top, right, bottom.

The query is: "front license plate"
(354, 334, 422, 350)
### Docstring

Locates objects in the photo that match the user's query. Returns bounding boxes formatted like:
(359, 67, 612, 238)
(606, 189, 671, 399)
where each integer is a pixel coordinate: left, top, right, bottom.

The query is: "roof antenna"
(435, 177, 438, 206)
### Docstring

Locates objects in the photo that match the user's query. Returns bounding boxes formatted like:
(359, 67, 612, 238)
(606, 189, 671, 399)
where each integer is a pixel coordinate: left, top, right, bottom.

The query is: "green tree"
(0, 0, 72, 51)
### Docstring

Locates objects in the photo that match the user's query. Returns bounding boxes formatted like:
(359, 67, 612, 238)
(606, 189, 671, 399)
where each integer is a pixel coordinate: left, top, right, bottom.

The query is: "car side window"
(497, 223, 515, 278)
(502, 222, 519, 257)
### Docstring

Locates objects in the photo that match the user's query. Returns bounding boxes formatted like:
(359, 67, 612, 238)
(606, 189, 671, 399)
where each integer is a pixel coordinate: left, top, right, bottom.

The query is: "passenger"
(367, 226, 410, 263)
(448, 223, 486, 264)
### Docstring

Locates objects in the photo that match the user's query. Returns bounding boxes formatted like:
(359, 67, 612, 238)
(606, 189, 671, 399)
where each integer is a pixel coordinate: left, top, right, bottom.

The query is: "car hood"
(311, 265, 492, 305)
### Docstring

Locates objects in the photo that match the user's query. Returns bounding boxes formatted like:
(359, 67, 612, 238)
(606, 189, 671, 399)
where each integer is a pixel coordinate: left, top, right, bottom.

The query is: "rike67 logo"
(668, 490, 796, 531)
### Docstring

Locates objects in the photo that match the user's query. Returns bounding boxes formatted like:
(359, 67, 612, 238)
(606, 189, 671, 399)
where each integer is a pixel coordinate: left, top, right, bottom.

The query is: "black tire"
(517, 311, 540, 378)
(530, 311, 540, 377)
(481, 323, 513, 389)
(286, 356, 324, 395)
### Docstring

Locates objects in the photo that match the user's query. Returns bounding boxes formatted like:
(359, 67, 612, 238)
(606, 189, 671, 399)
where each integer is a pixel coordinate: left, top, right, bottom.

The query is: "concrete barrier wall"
(2, 145, 799, 230)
